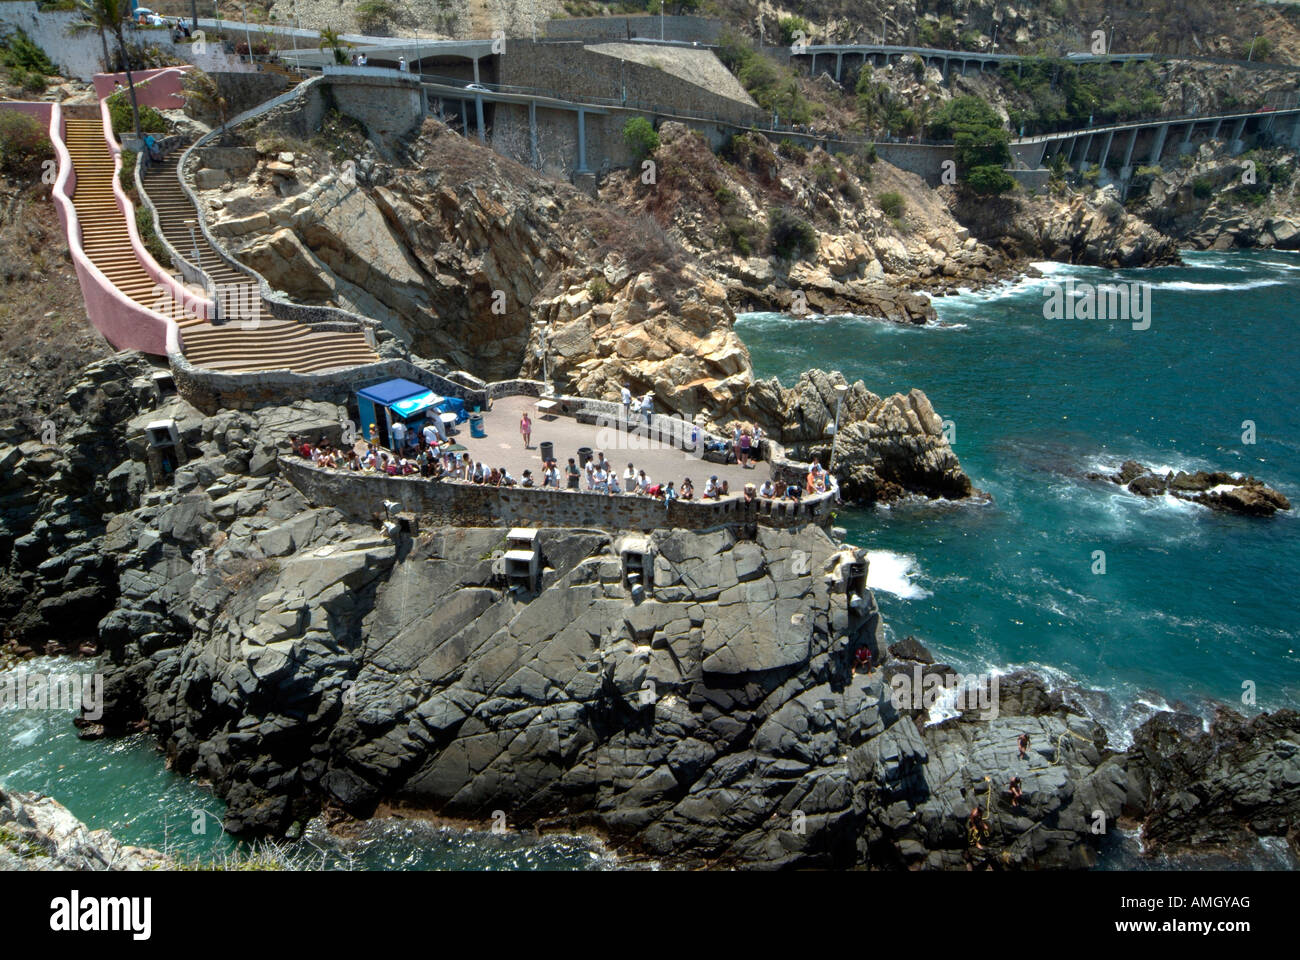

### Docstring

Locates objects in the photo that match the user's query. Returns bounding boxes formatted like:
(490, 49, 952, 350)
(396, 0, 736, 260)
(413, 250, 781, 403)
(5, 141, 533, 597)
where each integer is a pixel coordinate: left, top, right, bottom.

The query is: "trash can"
(578, 446, 593, 467)
(469, 413, 486, 438)
(539, 440, 554, 463)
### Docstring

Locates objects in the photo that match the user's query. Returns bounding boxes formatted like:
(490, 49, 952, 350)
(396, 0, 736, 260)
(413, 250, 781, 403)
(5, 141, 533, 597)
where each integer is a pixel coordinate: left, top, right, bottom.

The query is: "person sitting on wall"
(785, 483, 802, 500)
(608, 473, 622, 495)
(521, 469, 535, 487)
(542, 461, 560, 487)
(643, 482, 663, 499)
(680, 477, 694, 500)
(759, 479, 776, 499)
(703, 476, 720, 499)
(636, 469, 651, 494)
(663, 482, 677, 504)
(743, 482, 756, 502)
(488, 467, 501, 486)
(498, 467, 517, 487)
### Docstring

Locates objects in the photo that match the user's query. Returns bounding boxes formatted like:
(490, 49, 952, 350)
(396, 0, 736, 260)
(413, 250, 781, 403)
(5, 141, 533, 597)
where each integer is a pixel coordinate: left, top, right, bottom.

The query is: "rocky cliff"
(195, 118, 971, 505)
(1, 357, 1294, 869)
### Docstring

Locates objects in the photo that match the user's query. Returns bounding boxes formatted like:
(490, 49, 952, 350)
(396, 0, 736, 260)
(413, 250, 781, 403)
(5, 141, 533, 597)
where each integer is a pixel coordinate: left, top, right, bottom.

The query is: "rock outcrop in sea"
(1087, 460, 1292, 516)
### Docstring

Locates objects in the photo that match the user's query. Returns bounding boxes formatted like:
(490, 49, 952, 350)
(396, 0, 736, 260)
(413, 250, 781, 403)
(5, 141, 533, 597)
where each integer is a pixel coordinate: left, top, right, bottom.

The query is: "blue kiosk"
(356, 378, 466, 449)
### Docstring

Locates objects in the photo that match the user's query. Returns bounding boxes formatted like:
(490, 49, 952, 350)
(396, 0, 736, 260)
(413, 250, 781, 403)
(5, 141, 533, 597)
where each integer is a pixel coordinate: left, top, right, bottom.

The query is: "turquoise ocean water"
(2, 250, 1295, 867)
(740, 250, 1299, 741)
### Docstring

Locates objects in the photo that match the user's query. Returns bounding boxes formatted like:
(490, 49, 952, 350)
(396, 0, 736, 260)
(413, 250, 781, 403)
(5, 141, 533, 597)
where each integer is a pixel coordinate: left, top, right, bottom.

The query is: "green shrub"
(1192, 178, 1214, 199)
(135, 205, 169, 264)
(778, 16, 810, 47)
(9, 66, 47, 93)
(0, 110, 51, 177)
(1, 28, 56, 76)
(107, 88, 167, 139)
(586, 277, 610, 303)
(623, 116, 659, 161)
(119, 148, 138, 196)
(777, 138, 806, 162)
(877, 190, 905, 220)
(356, 0, 399, 31)
(767, 207, 816, 260)
(929, 96, 1014, 195)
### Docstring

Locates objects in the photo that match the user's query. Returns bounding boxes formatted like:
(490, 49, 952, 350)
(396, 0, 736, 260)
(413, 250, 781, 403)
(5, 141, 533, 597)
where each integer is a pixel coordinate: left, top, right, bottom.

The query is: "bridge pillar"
(1119, 127, 1139, 184)
(1148, 122, 1169, 164)
(575, 107, 589, 174)
(810, 52, 816, 76)
(473, 57, 480, 84)
(529, 100, 538, 169)
(1290, 114, 1300, 149)
(1099, 130, 1114, 170)
(836, 52, 843, 81)
(1066, 136, 1079, 164)
(475, 94, 486, 144)
(461, 99, 469, 136)
(1210, 118, 1223, 139)
(1229, 116, 1247, 155)
(1081, 133, 1094, 164)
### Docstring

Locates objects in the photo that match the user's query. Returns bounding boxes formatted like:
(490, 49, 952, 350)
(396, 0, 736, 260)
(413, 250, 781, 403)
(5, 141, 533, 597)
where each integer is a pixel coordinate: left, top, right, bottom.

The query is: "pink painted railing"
(96, 86, 213, 327)
(39, 99, 194, 355)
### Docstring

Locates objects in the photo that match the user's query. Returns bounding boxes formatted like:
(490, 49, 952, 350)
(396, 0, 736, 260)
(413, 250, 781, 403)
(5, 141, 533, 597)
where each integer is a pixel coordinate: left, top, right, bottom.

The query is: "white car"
(464, 83, 489, 92)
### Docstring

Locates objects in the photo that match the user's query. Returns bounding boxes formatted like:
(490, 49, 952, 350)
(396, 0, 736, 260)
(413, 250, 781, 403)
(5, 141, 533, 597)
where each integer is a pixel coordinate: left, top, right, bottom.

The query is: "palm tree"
(319, 27, 349, 65)
(74, 0, 142, 143)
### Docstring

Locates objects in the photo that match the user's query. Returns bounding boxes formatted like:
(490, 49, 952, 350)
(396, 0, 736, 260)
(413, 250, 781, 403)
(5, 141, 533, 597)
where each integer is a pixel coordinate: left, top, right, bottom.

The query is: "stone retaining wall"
(543, 16, 722, 45)
(173, 354, 488, 414)
(280, 457, 836, 532)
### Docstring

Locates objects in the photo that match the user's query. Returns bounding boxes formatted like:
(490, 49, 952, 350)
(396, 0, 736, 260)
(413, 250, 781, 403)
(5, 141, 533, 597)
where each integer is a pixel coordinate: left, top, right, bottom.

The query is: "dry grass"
(0, 178, 111, 437)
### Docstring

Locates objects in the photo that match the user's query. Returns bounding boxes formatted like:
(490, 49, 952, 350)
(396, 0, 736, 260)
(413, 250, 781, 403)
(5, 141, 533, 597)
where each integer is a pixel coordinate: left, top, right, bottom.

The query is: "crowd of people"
(290, 429, 837, 505)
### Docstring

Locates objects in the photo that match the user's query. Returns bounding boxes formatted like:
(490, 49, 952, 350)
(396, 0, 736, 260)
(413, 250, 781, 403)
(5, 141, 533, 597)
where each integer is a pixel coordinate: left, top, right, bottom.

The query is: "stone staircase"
(64, 118, 189, 325)
(139, 147, 381, 374)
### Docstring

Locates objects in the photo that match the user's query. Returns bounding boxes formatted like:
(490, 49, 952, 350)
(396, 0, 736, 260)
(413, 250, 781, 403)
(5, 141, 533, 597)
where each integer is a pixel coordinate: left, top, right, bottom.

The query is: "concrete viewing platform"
(448, 395, 764, 495)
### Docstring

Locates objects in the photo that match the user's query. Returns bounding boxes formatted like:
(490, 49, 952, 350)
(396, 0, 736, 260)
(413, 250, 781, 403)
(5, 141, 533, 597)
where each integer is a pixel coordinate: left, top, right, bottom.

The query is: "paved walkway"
(451, 395, 762, 495)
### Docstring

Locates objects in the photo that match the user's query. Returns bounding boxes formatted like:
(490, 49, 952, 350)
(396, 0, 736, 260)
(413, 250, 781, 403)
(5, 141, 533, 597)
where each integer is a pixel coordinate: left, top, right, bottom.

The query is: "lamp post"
(536, 322, 552, 395)
(241, 3, 253, 64)
(828, 383, 848, 471)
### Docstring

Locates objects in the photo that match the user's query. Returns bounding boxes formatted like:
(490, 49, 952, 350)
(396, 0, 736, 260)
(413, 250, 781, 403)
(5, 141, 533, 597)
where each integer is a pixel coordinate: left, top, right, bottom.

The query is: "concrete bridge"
(1009, 107, 1300, 191)
(791, 43, 1151, 83)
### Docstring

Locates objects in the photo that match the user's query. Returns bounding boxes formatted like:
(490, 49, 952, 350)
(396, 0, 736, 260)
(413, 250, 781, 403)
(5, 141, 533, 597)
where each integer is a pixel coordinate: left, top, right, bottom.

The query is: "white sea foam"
(865, 550, 931, 599)
(1146, 278, 1287, 292)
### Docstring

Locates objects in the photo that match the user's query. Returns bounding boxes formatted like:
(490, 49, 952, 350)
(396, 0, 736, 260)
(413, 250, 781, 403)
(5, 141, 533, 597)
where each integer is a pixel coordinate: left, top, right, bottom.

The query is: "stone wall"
(173, 354, 488, 415)
(280, 457, 836, 532)
(871, 143, 955, 185)
(211, 71, 293, 119)
(323, 73, 425, 145)
(543, 16, 723, 45)
(497, 40, 764, 128)
(0, 2, 251, 80)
